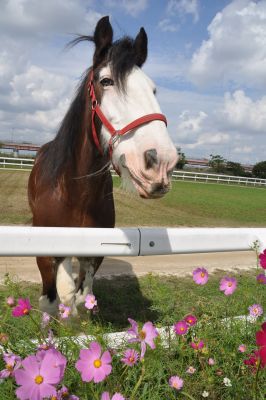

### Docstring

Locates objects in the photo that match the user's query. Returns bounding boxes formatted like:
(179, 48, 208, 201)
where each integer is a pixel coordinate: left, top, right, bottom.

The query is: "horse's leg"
(56, 257, 77, 315)
(37, 256, 59, 316)
(75, 257, 103, 307)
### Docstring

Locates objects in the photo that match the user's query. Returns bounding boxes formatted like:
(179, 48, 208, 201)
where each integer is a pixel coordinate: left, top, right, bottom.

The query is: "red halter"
(87, 71, 167, 160)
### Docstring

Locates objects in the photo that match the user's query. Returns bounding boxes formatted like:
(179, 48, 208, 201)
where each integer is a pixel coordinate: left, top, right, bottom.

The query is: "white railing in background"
(0, 226, 265, 257)
(1, 156, 266, 187)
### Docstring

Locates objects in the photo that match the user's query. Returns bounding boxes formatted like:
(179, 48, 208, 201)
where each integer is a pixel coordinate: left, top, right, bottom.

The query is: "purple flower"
(190, 339, 204, 351)
(85, 294, 97, 310)
(192, 268, 209, 285)
(259, 249, 266, 269)
(12, 298, 32, 317)
(6, 296, 15, 307)
(238, 344, 246, 353)
(75, 341, 112, 383)
(0, 353, 21, 379)
(14, 350, 65, 400)
(41, 312, 51, 328)
(249, 304, 263, 318)
(56, 385, 79, 399)
(101, 392, 125, 400)
(173, 320, 189, 335)
(169, 375, 184, 390)
(58, 303, 71, 319)
(127, 318, 159, 359)
(121, 348, 139, 366)
(184, 314, 197, 326)
(219, 276, 237, 295)
(257, 273, 266, 284)
(208, 358, 215, 365)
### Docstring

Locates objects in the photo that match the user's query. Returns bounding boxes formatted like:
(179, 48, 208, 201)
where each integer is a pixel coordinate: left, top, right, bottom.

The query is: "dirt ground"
(0, 250, 257, 284)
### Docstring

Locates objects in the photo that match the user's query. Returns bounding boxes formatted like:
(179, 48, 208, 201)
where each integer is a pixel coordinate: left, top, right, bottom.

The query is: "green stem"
(130, 363, 145, 400)
(181, 391, 197, 400)
(253, 359, 261, 400)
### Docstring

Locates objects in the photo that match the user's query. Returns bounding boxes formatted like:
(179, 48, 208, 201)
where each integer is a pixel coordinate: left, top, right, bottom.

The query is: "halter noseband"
(87, 70, 167, 162)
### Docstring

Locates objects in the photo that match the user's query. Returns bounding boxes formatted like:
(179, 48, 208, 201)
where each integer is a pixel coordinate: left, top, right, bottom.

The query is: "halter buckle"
(110, 132, 120, 148)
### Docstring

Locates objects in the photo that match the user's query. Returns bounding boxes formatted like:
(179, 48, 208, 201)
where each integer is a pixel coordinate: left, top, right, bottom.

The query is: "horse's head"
(89, 17, 178, 199)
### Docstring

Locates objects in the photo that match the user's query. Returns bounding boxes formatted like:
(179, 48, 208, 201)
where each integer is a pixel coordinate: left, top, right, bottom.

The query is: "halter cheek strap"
(87, 71, 167, 160)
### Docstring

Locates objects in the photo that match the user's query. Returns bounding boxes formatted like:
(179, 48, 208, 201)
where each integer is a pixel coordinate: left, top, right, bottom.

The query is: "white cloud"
(158, 19, 179, 32)
(189, 0, 266, 89)
(104, 0, 148, 16)
(167, 0, 199, 22)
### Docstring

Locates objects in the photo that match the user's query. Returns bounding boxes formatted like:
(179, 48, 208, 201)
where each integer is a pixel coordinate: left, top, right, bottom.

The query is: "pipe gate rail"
(0, 226, 265, 257)
(1, 156, 265, 187)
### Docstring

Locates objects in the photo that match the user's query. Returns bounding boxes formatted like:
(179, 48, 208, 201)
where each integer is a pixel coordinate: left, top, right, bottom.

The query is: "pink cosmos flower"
(186, 366, 196, 374)
(208, 358, 215, 365)
(85, 294, 97, 310)
(6, 296, 15, 307)
(75, 341, 112, 383)
(169, 375, 184, 390)
(0, 353, 21, 379)
(58, 303, 71, 319)
(184, 314, 197, 326)
(192, 267, 209, 285)
(41, 312, 51, 328)
(259, 249, 266, 269)
(248, 304, 263, 319)
(190, 339, 204, 351)
(238, 344, 246, 353)
(56, 385, 79, 399)
(219, 276, 237, 295)
(256, 322, 266, 367)
(244, 350, 261, 372)
(14, 351, 65, 400)
(256, 273, 266, 284)
(173, 320, 189, 335)
(12, 298, 32, 317)
(127, 318, 159, 359)
(121, 348, 139, 366)
(101, 392, 125, 400)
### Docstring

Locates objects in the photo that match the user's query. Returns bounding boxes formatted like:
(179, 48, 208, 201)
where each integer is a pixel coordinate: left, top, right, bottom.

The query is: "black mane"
(37, 35, 139, 184)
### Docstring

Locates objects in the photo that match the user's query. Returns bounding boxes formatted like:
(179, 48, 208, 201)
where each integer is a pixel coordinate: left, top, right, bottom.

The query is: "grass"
(0, 268, 265, 399)
(0, 170, 265, 226)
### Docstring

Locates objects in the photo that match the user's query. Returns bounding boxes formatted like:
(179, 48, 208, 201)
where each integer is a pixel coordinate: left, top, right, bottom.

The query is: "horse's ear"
(134, 27, 148, 67)
(93, 16, 113, 66)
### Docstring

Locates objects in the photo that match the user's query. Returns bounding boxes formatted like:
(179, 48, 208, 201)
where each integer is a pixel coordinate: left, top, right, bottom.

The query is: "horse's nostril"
(144, 148, 158, 169)
(151, 182, 169, 195)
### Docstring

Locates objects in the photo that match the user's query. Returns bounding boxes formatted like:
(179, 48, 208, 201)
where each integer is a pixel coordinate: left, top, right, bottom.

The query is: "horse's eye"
(100, 77, 114, 87)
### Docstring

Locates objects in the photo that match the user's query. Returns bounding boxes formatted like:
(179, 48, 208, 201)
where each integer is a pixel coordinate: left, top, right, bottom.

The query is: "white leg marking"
(56, 257, 77, 315)
(75, 264, 95, 306)
(39, 295, 59, 316)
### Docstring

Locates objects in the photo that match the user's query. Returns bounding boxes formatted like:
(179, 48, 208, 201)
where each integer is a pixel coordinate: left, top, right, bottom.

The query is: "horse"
(28, 16, 178, 316)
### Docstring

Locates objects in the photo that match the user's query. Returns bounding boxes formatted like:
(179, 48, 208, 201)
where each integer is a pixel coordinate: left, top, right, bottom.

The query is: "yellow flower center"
(139, 330, 146, 340)
(35, 375, 44, 385)
(180, 327, 184, 331)
(200, 272, 205, 278)
(228, 282, 232, 287)
(5, 363, 13, 371)
(93, 359, 102, 368)
(23, 308, 29, 315)
(253, 308, 258, 314)
(129, 356, 135, 362)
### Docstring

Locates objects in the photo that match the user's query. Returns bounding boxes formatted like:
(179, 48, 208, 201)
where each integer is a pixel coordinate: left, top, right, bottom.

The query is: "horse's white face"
(99, 65, 178, 199)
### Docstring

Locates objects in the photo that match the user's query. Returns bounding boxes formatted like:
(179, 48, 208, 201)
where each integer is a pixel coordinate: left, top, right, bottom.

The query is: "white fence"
(1, 156, 266, 187)
(0, 226, 265, 257)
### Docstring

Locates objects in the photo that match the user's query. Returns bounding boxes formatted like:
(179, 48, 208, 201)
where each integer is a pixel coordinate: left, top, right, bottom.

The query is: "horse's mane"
(38, 35, 138, 184)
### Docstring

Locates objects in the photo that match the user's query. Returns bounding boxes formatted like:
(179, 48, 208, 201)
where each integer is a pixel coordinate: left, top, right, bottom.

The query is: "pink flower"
(101, 392, 125, 400)
(56, 386, 79, 399)
(75, 341, 112, 383)
(85, 294, 97, 310)
(219, 276, 237, 295)
(184, 314, 197, 326)
(238, 344, 246, 353)
(259, 249, 266, 269)
(14, 351, 65, 400)
(256, 274, 266, 284)
(41, 312, 51, 328)
(12, 298, 32, 317)
(127, 318, 159, 359)
(208, 358, 215, 365)
(192, 267, 209, 285)
(6, 296, 15, 307)
(58, 303, 71, 319)
(169, 375, 184, 390)
(173, 320, 189, 335)
(121, 348, 139, 366)
(186, 366, 196, 374)
(190, 339, 204, 351)
(248, 304, 263, 319)
(256, 322, 266, 367)
(244, 350, 261, 372)
(0, 353, 21, 379)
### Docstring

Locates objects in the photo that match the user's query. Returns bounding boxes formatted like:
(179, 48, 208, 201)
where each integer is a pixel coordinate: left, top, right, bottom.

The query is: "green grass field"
(0, 170, 265, 226)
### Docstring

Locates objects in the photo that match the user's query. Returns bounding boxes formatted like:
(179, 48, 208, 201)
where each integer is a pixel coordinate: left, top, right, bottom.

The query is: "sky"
(1, 0, 266, 164)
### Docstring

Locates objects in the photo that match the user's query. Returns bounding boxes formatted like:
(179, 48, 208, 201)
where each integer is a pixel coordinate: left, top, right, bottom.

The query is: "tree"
(226, 161, 245, 177)
(252, 161, 266, 179)
(175, 147, 186, 170)
(208, 154, 226, 173)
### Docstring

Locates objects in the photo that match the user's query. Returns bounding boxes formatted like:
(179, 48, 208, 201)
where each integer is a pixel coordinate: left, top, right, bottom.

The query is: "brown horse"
(28, 16, 178, 315)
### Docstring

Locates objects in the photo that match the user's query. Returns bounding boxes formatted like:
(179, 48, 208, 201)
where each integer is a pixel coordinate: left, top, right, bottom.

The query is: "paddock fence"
(0, 226, 265, 257)
(1, 156, 266, 188)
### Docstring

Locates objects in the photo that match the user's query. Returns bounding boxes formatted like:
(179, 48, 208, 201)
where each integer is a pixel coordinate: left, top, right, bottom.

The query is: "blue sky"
(1, 0, 266, 164)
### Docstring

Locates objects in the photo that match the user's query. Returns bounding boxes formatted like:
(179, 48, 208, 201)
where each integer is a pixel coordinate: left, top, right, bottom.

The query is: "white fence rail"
(1, 156, 266, 187)
(0, 226, 265, 257)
